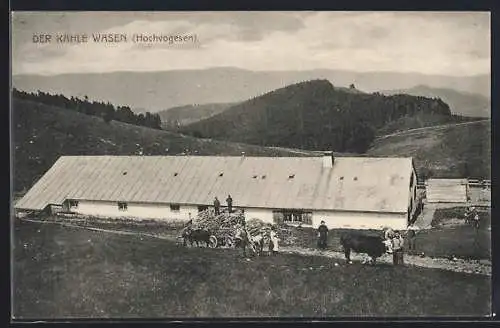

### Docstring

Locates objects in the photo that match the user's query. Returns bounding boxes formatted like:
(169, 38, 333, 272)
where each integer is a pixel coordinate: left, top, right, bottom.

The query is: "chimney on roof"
(323, 151, 334, 168)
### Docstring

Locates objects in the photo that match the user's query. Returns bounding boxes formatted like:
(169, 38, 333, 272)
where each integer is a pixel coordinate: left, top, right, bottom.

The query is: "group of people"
(213, 195, 233, 215)
(464, 206, 481, 228)
(384, 228, 406, 265)
(234, 219, 279, 257)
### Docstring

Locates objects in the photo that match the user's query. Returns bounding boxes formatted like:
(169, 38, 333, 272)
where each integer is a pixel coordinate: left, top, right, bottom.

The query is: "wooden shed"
(425, 178, 468, 203)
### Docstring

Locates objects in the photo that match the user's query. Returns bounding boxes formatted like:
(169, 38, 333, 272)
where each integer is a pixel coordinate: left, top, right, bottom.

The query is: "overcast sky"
(11, 11, 490, 76)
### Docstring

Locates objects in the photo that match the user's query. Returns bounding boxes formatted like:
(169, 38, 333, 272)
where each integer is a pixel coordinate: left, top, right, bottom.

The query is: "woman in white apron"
(270, 225, 279, 254)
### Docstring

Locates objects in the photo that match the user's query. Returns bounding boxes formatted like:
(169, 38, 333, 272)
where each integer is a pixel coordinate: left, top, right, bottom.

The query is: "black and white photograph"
(11, 11, 491, 318)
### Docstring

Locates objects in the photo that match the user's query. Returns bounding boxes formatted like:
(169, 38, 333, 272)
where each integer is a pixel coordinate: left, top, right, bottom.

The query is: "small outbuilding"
(425, 178, 469, 203)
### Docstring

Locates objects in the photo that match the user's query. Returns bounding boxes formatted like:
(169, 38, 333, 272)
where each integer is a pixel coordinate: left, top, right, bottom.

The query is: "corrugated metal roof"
(15, 155, 413, 213)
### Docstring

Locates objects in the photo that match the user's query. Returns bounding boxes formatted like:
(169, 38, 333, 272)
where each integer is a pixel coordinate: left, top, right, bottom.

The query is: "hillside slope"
(12, 68, 490, 112)
(182, 79, 452, 153)
(376, 112, 485, 136)
(12, 98, 316, 193)
(159, 102, 236, 127)
(381, 85, 491, 117)
(368, 120, 491, 179)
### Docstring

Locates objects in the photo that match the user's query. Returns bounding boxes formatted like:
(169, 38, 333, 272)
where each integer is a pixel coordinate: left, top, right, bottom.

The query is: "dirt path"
(375, 119, 490, 141)
(18, 218, 491, 277)
(280, 246, 491, 276)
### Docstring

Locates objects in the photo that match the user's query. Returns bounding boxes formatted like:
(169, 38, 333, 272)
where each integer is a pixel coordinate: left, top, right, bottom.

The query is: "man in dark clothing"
(182, 219, 193, 247)
(226, 195, 233, 213)
(213, 197, 221, 215)
(317, 221, 329, 250)
(407, 225, 419, 254)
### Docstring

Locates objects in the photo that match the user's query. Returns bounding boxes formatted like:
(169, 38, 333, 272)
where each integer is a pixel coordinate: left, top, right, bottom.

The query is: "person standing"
(392, 232, 404, 265)
(397, 233, 405, 264)
(317, 221, 329, 250)
(226, 194, 233, 213)
(182, 217, 193, 247)
(213, 197, 221, 215)
(239, 221, 253, 257)
(407, 224, 419, 254)
(270, 225, 279, 255)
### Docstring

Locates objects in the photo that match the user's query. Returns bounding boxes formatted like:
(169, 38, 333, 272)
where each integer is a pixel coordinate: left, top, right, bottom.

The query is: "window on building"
(198, 205, 208, 213)
(410, 173, 414, 188)
(273, 209, 312, 226)
(170, 204, 180, 212)
(118, 202, 128, 211)
(68, 200, 79, 209)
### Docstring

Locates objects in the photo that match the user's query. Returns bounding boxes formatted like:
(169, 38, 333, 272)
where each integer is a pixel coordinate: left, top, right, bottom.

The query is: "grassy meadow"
(368, 120, 491, 179)
(13, 220, 490, 318)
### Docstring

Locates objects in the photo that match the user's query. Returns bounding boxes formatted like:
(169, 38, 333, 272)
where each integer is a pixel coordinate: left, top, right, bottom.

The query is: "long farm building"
(15, 153, 419, 230)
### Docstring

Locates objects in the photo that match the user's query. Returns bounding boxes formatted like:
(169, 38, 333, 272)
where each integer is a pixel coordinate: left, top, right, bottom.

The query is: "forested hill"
(182, 79, 452, 153)
(13, 88, 163, 130)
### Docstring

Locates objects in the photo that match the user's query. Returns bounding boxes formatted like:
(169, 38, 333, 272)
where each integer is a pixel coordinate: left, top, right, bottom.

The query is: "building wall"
(468, 185, 491, 203)
(245, 208, 274, 224)
(312, 210, 407, 230)
(71, 200, 406, 230)
(408, 167, 418, 222)
(244, 207, 407, 230)
(73, 200, 197, 221)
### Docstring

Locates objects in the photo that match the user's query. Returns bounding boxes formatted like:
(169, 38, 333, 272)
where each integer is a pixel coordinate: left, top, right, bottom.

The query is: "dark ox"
(340, 233, 388, 264)
(183, 228, 211, 247)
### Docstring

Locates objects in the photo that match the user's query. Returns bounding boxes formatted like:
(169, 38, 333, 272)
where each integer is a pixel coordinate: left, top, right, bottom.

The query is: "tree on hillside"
(12, 89, 164, 130)
(103, 107, 115, 124)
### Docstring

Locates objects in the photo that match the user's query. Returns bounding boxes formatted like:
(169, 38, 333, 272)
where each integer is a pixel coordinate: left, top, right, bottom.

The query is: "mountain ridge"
(13, 67, 490, 113)
(380, 85, 491, 117)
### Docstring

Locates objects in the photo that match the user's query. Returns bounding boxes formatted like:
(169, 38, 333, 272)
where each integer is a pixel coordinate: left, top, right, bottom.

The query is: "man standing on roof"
(213, 197, 221, 215)
(317, 221, 329, 250)
(226, 194, 233, 213)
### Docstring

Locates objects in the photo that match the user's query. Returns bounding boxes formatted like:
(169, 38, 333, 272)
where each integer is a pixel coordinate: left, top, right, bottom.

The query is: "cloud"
(11, 11, 490, 76)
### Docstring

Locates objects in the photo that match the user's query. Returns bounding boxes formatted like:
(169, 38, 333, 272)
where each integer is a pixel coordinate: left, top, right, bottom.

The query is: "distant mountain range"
(380, 85, 490, 118)
(12, 67, 490, 114)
